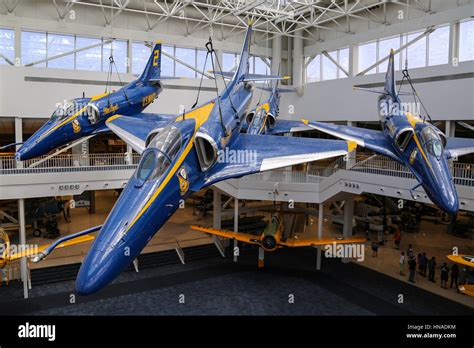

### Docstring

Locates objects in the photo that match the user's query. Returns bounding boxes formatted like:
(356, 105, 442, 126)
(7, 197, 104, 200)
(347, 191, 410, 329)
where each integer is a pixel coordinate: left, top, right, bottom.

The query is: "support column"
(15, 117, 23, 169)
(449, 21, 459, 66)
(258, 247, 265, 268)
(349, 44, 358, 76)
(18, 199, 28, 299)
(292, 28, 303, 87)
(316, 203, 324, 270)
(445, 120, 456, 138)
(126, 144, 133, 165)
(213, 189, 221, 229)
(71, 138, 89, 167)
(271, 36, 282, 75)
(342, 196, 354, 264)
(233, 197, 238, 262)
(346, 121, 356, 168)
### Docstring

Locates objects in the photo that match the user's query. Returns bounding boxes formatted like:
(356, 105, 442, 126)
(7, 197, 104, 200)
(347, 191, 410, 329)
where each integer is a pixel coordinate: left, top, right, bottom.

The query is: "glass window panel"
(254, 56, 269, 75)
(378, 36, 401, 71)
(102, 40, 127, 73)
(459, 20, 474, 62)
(132, 41, 151, 75)
(0, 28, 14, 65)
(196, 49, 211, 79)
(428, 25, 449, 66)
(161, 45, 174, 77)
(358, 41, 376, 74)
(21, 31, 46, 67)
(223, 52, 238, 72)
(76, 36, 101, 71)
(47, 33, 74, 69)
(322, 53, 337, 80)
(175, 47, 196, 78)
(338, 47, 349, 76)
(406, 32, 427, 69)
(306, 55, 320, 83)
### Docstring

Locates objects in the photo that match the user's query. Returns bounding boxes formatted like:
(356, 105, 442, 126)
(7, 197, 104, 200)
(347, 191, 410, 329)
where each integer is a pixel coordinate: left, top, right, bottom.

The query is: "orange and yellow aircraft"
(191, 214, 366, 253)
(447, 254, 474, 297)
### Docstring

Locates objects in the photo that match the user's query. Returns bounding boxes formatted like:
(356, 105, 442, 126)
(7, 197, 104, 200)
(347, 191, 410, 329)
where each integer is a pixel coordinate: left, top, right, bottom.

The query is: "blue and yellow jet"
(243, 81, 311, 135)
(303, 50, 474, 214)
(31, 26, 356, 295)
(14, 41, 167, 160)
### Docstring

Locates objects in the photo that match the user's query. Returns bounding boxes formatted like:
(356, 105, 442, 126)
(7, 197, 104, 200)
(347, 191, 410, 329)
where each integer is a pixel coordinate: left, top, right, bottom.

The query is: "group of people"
(399, 244, 469, 293)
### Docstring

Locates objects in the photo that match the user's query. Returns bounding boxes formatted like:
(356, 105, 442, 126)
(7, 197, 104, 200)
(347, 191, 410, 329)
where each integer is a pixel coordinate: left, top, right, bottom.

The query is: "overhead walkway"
(1, 153, 473, 210)
(215, 155, 474, 211)
(0, 153, 140, 199)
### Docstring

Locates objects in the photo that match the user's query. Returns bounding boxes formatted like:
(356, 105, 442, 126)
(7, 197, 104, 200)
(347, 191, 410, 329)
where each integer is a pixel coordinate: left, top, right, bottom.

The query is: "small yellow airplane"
(447, 254, 474, 297)
(191, 214, 366, 253)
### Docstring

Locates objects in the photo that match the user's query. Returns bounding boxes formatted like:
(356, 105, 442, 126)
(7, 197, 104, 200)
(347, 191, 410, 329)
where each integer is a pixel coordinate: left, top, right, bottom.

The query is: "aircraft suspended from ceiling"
(303, 50, 474, 214)
(7, 41, 174, 161)
(28, 25, 357, 295)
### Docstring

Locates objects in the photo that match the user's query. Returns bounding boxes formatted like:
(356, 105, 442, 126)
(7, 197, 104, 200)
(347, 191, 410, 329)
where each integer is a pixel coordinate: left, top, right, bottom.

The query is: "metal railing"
(348, 154, 474, 187)
(0, 153, 141, 175)
(1, 151, 473, 188)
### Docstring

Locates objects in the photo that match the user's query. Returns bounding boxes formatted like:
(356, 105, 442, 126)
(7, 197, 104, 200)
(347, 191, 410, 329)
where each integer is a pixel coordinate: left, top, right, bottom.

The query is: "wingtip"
(301, 119, 309, 125)
(347, 140, 357, 152)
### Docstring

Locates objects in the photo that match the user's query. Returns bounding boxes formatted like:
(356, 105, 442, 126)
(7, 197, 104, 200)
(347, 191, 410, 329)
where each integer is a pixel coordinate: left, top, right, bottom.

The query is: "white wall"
(280, 60, 474, 122)
(0, 65, 268, 119)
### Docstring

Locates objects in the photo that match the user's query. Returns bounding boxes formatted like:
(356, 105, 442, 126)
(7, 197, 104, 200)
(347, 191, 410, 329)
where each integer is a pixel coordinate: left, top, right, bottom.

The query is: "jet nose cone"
(75, 244, 115, 296)
(14, 151, 22, 161)
(441, 194, 459, 215)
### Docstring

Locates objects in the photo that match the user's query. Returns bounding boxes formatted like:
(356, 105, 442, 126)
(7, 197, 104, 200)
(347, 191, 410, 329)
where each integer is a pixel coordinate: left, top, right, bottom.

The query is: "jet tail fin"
(384, 49, 397, 99)
(137, 41, 162, 85)
(233, 25, 252, 83)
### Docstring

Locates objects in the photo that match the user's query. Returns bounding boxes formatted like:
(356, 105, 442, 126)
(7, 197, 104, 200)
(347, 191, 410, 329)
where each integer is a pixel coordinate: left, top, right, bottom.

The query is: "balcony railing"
(1, 152, 473, 187)
(0, 153, 141, 175)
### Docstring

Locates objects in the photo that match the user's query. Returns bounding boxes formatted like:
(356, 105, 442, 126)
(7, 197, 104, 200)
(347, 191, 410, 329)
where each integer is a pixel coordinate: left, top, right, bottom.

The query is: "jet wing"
(105, 113, 177, 154)
(269, 120, 313, 135)
(7, 234, 95, 262)
(303, 120, 401, 162)
(209, 71, 289, 82)
(190, 225, 261, 245)
(280, 235, 366, 248)
(446, 254, 474, 268)
(445, 137, 474, 159)
(196, 134, 355, 189)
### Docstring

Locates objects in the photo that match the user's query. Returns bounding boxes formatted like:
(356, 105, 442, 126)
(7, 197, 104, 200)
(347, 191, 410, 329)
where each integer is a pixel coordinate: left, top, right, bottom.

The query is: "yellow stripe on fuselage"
(42, 92, 113, 140)
(405, 112, 434, 174)
(125, 102, 215, 232)
(39, 106, 87, 140)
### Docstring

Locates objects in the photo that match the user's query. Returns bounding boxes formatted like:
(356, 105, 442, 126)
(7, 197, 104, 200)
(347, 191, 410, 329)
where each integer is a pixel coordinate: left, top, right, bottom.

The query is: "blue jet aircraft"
(304, 50, 474, 214)
(13, 41, 167, 160)
(243, 80, 311, 135)
(31, 26, 356, 295)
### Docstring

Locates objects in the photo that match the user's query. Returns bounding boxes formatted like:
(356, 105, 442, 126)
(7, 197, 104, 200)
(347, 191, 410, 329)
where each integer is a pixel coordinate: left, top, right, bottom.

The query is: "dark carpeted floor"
(0, 247, 472, 315)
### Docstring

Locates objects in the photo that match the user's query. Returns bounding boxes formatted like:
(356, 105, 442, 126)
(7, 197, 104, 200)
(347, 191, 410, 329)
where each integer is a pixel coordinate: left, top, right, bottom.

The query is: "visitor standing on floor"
(393, 228, 401, 250)
(440, 263, 449, 289)
(408, 256, 417, 283)
(371, 240, 378, 257)
(450, 264, 459, 290)
(407, 244, 414, 258)
(459, 266, 468, 289)
(419, 252, 428, 277)
(399, 252, 405, 275)
(428, 256, 437, 282)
